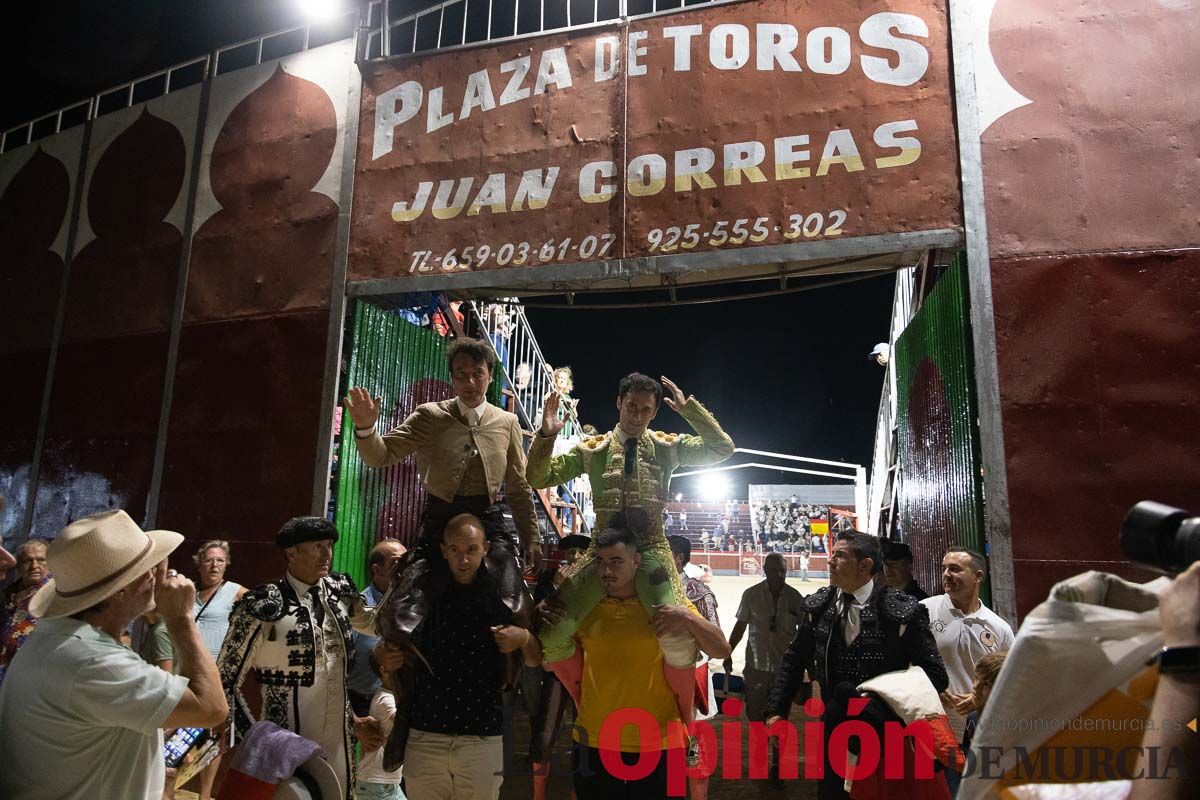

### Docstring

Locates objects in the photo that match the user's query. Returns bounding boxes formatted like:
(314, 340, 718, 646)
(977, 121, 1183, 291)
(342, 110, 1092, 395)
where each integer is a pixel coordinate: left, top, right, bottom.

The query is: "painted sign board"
(349, 0, 961, 282)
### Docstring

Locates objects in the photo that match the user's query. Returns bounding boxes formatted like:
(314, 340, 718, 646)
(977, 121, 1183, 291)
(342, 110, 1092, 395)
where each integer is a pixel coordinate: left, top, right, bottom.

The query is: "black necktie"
(308, 587, 326, 626)
(839, 592, 855, 642)
(624, 441, 637, 477)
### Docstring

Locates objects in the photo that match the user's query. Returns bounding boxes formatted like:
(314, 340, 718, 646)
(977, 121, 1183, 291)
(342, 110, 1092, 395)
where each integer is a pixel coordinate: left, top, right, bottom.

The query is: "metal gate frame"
(307, 0, 1014, 621)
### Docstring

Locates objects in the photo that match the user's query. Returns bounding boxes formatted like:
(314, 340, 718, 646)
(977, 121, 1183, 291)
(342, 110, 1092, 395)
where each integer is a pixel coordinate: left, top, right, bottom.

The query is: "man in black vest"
(765, 531, 948, 799)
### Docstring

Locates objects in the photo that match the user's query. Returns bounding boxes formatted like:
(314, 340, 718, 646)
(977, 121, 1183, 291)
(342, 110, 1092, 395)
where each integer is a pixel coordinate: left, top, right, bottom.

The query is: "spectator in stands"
(514, 361, 533, 393)
(0, 539, 50, 687)
(725, 552, 805, 787)
(922, 547, 1014, 794)
(679, 509, 688, 530)
(882, 541, 929, 601)
(663, 508, 673, 531)
(799, 550, 811, 582)
(0, 510, 228, 799)
(699, 530, 711, 551)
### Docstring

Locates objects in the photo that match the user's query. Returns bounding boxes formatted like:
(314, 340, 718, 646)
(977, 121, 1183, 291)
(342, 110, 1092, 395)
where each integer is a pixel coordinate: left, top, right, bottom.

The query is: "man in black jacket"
(765, 531, 948, 799)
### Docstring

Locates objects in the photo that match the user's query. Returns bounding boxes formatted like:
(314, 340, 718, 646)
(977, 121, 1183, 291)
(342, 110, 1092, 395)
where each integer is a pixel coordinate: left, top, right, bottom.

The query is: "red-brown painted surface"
(185, 65, 339, 323)
(982, 0, 1200, 616)
(156, 311, 330, 588)
(0, 149, 70, 527)
(350, 0, 960, 281)
(34, 107, 188, 534)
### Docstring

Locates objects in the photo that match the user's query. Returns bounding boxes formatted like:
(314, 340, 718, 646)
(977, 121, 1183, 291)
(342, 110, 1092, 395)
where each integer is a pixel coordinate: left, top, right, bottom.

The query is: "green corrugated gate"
(330, 299, 502, 588)
(894, 257, 989, 600)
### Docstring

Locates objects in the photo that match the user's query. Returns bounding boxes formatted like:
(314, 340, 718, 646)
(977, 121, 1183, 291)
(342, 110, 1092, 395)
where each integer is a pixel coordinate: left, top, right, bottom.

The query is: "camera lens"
(1121, 501, 1200, 574)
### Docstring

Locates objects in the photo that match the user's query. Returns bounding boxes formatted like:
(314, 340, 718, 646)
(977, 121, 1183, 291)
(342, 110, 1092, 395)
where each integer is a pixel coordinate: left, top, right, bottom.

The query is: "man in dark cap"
(882, 541, 929, 601)
(217, 516, 404, 800)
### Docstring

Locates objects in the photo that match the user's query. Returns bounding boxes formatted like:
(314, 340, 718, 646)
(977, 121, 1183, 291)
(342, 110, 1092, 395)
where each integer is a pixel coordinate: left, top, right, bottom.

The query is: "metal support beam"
(311, 44, 366, 518)
(21, 121, 93, 540)
(948, 0, 1015, 625)
(144, 54, 215, 528)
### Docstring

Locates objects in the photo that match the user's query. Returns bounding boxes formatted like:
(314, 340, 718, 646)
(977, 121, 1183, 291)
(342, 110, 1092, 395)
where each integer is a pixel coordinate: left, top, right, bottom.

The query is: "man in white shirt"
(0, 510, 228, 800)
(724, 553, 806, 724)
(922, 548, 1015, 736)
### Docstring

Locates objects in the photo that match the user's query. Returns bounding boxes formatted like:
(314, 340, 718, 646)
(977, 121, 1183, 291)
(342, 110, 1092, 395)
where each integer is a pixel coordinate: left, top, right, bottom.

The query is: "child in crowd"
(962, 650, 1007, 750)
(356, 646, 407, 800)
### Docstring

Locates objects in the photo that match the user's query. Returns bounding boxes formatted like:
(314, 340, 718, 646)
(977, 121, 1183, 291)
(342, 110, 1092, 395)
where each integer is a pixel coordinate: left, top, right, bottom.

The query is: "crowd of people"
(0, 336, 1195, 800)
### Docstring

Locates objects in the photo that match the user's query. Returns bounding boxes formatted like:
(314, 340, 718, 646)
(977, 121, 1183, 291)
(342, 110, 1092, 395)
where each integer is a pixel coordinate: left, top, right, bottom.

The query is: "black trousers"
(572, 745, 676, 800)
(377, 494, 533, 648)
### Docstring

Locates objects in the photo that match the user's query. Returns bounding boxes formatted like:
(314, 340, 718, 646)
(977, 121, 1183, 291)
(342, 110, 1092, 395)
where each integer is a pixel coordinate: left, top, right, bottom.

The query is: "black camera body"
(1121, 501, 1200, 574)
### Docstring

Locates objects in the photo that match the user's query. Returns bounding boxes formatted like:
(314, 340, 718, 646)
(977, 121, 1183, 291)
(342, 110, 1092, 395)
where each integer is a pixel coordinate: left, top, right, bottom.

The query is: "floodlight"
(297, 0, 342, 22)
(698, 473, 729, 501)
(675, 493, 683, 502)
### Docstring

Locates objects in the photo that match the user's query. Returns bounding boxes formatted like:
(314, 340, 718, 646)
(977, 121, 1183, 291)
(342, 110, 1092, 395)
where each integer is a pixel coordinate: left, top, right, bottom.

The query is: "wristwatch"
(1157, 645, 1200, 675)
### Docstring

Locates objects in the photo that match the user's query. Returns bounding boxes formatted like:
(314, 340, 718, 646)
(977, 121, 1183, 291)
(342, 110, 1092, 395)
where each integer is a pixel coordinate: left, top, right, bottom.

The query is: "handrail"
(465, 299, 593, 536)
(1, 11, 356, 155)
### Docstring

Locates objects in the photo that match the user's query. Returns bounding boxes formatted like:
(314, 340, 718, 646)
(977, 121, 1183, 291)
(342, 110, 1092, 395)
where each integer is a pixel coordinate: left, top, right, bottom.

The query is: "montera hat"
(276, 516, 340, 549)
(558, 534, 591, 552)
(883, 541, 915, 562)
(31, 509, 183, 619)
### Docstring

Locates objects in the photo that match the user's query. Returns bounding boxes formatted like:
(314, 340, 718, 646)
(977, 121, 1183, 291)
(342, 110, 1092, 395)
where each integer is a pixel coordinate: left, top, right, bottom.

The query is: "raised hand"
(660, 376, 688, 412)
(344, 386, 381, 429)
(540, 392, 565, 437)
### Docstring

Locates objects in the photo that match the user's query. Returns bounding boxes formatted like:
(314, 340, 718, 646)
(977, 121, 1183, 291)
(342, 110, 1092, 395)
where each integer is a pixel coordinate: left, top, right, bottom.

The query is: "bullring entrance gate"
(9, 0, 1192, 624)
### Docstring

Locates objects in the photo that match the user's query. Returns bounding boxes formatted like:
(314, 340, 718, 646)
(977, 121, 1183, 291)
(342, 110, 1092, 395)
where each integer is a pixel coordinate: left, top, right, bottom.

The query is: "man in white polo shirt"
(0, 510, 228, 800)
(922, 547, 1014, 794)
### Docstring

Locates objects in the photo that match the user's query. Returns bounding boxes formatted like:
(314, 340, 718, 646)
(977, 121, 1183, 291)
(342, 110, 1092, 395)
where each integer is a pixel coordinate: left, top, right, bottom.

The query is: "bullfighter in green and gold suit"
(527, 372, 734, 754)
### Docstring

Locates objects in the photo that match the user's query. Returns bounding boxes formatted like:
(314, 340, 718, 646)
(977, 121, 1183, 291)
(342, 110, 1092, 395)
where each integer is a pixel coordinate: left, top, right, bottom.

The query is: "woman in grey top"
(192, 540, 247, 800)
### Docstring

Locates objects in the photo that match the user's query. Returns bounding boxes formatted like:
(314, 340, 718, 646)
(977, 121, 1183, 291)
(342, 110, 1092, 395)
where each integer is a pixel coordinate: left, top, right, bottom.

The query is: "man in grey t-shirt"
(0, 510, 227, 800)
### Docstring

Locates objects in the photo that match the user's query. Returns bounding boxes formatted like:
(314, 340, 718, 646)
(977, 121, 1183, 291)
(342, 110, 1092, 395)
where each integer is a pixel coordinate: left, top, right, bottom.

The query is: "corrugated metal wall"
(330, 299, 503, 587)
(895, 257, 988, 599)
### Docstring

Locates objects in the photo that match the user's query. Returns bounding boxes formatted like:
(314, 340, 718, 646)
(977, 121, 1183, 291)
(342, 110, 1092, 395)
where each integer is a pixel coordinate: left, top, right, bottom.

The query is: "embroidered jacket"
(525, 397, 734, 540)
(766, 583, 948, 719)
(217, 572, 375, 741)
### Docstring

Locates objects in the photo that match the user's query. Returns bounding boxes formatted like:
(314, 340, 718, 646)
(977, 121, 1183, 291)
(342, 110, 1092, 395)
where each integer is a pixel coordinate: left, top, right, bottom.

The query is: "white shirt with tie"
(836, 580, 877, 645)
(456, 396, 489, 426)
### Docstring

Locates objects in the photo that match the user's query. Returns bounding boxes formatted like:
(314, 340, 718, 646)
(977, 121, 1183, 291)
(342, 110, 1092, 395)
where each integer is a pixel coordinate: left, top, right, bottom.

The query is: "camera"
(1120, 501, 1200, 574)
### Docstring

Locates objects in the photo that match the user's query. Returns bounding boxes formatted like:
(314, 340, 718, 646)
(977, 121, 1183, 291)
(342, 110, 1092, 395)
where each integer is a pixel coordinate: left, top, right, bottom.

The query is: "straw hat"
(31, 509, 183, 619)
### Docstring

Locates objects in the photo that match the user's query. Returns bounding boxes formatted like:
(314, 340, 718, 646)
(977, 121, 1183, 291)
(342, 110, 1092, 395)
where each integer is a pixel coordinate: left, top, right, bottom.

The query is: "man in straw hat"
(0, 509, 228, 800)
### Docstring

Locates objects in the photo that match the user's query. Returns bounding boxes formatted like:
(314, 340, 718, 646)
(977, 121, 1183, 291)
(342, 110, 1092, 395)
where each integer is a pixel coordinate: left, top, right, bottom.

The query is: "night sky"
(4, 1, 898, 500)
(525, 276, 896, 500)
